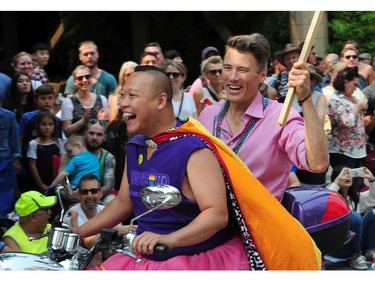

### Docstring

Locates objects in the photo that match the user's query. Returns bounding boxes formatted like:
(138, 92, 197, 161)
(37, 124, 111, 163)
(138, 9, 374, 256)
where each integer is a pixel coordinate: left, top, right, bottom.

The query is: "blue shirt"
(0, 73, 11, 106)
(64, 151, 100, 187)
(0, 107, 21, 162)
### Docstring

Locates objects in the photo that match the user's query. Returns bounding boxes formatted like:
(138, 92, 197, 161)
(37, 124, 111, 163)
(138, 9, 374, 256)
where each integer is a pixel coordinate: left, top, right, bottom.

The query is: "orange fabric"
(166, 118, 321, 270)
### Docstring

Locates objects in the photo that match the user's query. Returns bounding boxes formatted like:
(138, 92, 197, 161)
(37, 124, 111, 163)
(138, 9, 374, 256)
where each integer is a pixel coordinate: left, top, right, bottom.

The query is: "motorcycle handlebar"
(154, 244, 169, 254)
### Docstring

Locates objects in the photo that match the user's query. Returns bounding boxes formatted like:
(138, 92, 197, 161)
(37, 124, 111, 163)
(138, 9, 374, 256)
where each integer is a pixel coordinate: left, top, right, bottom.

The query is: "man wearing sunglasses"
(342, 41, 375, 89)
(341, 46, 374, 91)
(64, 40, 117, 99)
(63, 174, 128, 264)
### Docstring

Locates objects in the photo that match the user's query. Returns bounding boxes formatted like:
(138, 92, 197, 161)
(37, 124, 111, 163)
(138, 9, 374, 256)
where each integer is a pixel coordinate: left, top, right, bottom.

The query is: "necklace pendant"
(145, 139, 157, 148)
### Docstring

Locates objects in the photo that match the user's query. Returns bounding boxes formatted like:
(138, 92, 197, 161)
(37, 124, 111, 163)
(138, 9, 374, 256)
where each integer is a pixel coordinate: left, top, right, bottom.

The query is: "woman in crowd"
(163, 59, 198, 120)
(60, 65, 108, 137)
(108, 61, 136, 188)
(327, 66, 367, 170)
(11, 51, 42, 91)
(327, 165, 375, 270)
(4, 71, 36, 122)
(193, 56, 227, 116)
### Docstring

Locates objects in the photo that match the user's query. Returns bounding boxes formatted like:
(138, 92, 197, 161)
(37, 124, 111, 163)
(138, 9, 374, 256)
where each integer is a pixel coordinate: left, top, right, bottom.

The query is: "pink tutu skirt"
(90, 236, 249, 270)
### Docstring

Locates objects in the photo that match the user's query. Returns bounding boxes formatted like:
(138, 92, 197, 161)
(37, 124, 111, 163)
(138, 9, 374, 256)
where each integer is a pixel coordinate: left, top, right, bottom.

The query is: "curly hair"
(332, 66, 359, 92)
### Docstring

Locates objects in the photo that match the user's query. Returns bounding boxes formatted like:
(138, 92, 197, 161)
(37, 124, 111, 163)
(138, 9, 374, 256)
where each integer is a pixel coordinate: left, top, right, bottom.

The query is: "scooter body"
(0, 184, 351, 270)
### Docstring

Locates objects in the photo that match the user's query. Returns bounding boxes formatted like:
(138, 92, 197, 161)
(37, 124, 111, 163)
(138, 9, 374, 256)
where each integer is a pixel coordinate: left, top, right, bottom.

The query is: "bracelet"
(369, 178, 375, 183)
(0, 241, 5, 252)
(298, 93, 312, 106)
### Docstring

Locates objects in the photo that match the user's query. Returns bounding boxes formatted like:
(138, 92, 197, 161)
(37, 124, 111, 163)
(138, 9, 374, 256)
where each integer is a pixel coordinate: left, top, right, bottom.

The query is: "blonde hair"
(200, 55, 223, 74)
(79, 40, 98, 53)
(114, 61, 138, 97)
(341, 47, 359, 57)
(65, 134, 86, 148)
(11, 51, 32, 68)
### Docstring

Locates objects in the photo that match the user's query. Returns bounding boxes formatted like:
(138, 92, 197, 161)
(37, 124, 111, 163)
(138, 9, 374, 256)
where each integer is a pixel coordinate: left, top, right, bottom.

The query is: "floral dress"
(327, 91, 366, 159)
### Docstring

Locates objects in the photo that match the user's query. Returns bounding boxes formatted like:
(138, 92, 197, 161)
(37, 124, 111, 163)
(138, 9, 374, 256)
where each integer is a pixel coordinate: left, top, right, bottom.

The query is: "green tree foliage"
(327, 11, 375, 55)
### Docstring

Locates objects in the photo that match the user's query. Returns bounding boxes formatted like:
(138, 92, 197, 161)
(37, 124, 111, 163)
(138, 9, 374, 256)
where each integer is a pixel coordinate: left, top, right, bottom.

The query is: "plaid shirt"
(31, 63, 49, 84)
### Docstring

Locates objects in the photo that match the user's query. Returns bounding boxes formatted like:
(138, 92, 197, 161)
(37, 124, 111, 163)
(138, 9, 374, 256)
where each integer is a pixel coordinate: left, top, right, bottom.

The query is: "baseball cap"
(201, 46, 219, 60)
(359, 53, 372, 60)
(15, 191, 57, 217)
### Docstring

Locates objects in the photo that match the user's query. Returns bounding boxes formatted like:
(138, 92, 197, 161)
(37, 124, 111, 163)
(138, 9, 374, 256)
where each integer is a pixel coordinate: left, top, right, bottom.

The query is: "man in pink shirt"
(199, 33, 329, 201)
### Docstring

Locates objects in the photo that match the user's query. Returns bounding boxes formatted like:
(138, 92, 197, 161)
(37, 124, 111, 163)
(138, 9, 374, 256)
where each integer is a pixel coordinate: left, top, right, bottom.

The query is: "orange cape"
(155, 118, 321, 270)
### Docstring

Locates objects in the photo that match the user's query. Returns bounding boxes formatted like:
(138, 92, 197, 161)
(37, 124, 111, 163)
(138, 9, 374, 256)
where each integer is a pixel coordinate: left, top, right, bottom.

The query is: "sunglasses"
(345, 55, 358, 60)
(87, 118, 107, 127)
(166, 72, 182, 79)
(208, 69, 222, 75)
(78, 188, 101, 195)
(75, 74, 91, 81)
(89, 118, 107, 125)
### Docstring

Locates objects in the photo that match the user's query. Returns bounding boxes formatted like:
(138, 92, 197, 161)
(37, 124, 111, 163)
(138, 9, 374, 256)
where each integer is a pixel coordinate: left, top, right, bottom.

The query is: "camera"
(349, 168, 365, 178)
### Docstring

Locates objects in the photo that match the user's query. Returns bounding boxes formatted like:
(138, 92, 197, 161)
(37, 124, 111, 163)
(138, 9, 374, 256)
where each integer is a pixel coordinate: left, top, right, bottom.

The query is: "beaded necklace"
(212, 97, 268, 154)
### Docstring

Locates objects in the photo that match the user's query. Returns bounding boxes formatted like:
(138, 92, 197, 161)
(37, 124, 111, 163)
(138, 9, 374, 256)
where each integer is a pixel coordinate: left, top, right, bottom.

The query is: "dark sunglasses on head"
(88, 118, 107, 126)
(75, 74, 91, 81)
(166, 72, 182, 79)
(208, 69, 222, 75)
(345, 55, 358, 60)
(78, 188, 101, 195)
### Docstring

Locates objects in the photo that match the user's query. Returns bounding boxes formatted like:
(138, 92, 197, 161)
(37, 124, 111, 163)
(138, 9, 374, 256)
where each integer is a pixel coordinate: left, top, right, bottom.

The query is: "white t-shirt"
(63, 203, 105, 228)
(172, 92, 197, 119)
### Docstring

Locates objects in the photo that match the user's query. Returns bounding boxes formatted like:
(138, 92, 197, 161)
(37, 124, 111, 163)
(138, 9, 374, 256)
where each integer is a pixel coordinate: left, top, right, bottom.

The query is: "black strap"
(177, 92, 184, 118)
(199, 76, 208, 88)
(204, 86, 219, 102)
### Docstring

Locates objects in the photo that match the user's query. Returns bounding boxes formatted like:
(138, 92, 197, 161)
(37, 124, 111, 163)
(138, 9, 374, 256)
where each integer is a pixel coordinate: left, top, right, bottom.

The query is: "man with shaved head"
(76, 65, 248, 269)
(76, 65, 322, 270)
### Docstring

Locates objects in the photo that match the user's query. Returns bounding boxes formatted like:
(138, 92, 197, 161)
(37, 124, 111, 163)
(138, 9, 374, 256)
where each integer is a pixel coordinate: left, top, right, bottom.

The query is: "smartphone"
(349, 167, 365, 178)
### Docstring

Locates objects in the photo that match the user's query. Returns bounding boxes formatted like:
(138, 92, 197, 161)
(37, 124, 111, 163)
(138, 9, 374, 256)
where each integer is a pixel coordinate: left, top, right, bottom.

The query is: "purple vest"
(127, 127, 227, 260)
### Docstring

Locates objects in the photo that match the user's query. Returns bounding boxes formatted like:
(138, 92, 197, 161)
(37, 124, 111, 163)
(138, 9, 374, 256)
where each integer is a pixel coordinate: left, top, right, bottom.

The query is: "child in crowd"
(50, 134, 100, 190)
(27, 111, 65, 192)
(18, 84, 62, 193)
(31, 42, 50, 85)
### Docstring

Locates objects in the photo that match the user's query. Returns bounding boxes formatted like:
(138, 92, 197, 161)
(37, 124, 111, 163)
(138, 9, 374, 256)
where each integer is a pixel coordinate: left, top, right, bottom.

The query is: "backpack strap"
(99, 148, 109, 184)
(199, 75, 208, 88)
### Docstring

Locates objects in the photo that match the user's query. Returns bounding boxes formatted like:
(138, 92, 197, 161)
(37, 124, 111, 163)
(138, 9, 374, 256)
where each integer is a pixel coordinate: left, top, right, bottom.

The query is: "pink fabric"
(90, 236, 249, 270)
(199, 93, 310, 201)
(187, 77, 204, 97)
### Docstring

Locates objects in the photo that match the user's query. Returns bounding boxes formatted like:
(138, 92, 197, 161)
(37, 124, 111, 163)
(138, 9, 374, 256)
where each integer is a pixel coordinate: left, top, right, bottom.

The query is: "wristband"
(369, 178, 375, 183)
(0, 241, 5, 252)
(298, 93, 312, 106)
